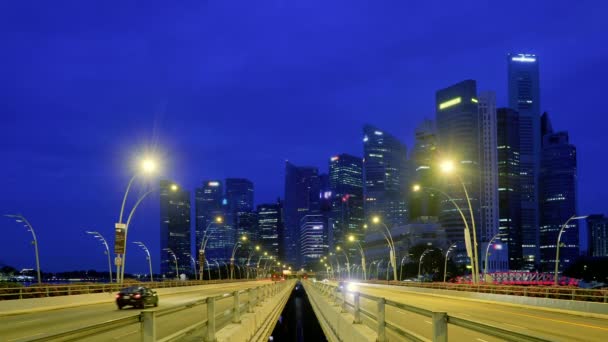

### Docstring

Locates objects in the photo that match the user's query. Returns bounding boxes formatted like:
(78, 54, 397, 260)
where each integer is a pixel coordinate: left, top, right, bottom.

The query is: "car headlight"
(346, 283, 358, 292)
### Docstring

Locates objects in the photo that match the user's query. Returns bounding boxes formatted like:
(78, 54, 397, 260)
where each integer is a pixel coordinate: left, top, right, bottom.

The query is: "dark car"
(116, 286, 158, 309)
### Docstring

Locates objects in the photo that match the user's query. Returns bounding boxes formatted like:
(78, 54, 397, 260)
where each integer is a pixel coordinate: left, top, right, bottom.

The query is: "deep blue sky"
(1, 1, 606, 273)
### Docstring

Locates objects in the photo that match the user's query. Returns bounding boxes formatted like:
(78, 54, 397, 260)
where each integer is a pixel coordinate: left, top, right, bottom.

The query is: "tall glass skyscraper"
(539, 113, 578, 272)
(587, 215, 608, 257)
(496, 108, 523, 269)
(362, 124, 408, 227)
(508, 53, 541, 270)
(195, 180, 227, 262)
(283, 162, 320, 267)
(409, 119, 440, 220)
(225, 178, 254, 239)
(329, 154, 364, 253)
(160, 180, 191, 277)
(257, 199, 283, 258)
(299, 214, 328, 269)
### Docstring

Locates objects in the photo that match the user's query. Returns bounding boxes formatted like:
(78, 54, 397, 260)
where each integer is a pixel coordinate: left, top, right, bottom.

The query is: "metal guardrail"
(0, 278, 257, 300)
(25, 280, 293, 342)
(363, 280, 608, 302)
(306, 280, 552, 342)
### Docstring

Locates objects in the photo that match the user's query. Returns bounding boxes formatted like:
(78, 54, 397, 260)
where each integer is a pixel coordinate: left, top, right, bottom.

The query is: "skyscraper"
(257, 200, 283, 258)
(195, 180, 227, 262)
(478, 91, 505, 271)
(160, 180, 191, 277)
(587, 215, 608, 257)
(409, 119, 440, 220)
(299, 214, 328, 269)
(329, 154, 364, 253)
(496, 108, 523, 269)
(539, 113, 579, 272)
(283, 161, 320, 267)
(225, 178, 254, 239)
(362, 124, 408, 227)
(435, 80, 481, 257)
(508, 53, 541, 270)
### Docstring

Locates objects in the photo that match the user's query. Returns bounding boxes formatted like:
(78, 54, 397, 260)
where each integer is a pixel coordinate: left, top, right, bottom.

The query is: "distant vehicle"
(116, 286, 158, 310)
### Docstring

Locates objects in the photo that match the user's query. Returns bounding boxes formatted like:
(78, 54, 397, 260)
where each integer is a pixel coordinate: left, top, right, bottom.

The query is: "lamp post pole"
(483, 234, 506, 282)
(418, 249, 432, 282)
(443, 243, 458, 283)
(198, 218, 223, 280)
(163, 248, 179, 279)
(554, 215, 587, 286)
(5, 214, 42, 284)
(133, 241, 153, 282)
(86, 231, 112, 283)
(370, 219, 398, 281)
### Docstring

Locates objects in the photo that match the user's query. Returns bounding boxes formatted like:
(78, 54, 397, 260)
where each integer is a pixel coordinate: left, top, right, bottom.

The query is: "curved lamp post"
(198, 216, 223, 280)
(5, 214, 41, 284)
(348, 235, 367, 280)
(554, 215, 587, 286)
(163, 248, 179, 279)
(133, 241, 153, 282)
(245, 245, 260, 279)
(418, 249, 433, 282)
(443, 243, 459, 283)
(335, 246, 351, 279)
(230, 235, 248, 279)
(185, 253, 197, 280)
(368, 217, 398, 281)
(86, 231, 112, 283)
(256, 251, 268, 279)
(212, 260, 221, 280)
(483, 234, 506, 283)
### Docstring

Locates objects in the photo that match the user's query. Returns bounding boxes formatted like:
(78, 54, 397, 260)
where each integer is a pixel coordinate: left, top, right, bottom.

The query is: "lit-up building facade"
(257, 200, 283, 258)
(299, 214, 328, 270)
(587, 214, 608, 257)
(160, 180, 191, 277)
(195, 180, 228, 262)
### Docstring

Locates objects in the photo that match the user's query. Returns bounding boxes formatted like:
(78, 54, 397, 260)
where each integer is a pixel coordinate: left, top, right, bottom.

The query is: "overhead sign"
(115, 223, 126, 254)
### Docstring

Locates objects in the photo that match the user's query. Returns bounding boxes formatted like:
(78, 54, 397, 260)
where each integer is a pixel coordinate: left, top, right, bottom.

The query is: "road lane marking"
(8, 333, 43, 341)
(476, 338, 488, 342)
(494, 310, 608, 332)
(424, 320, 432, 324)
(503, 322, 528, 330)
(113, 330, 138, 339)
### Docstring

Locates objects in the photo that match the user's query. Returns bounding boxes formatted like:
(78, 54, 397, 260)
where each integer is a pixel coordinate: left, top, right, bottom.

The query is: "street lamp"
(439, 160, 480, 284)
(5, 214, 42, 285)
(483, 234, 506, 283)
(256, 251, 268, 279)
(198, 216, 223, 280)
(554, 215, 588, 286)
(163, 248, 179, 279)
(348, 235, 367, 280)
(369, 216, 398, 281)
(185, 253, 197, 280)
(418, 249, 433, 282)
(245, 245, 260, 279)
(399, 255, 409, 281)
(133, 241, 153, 282)
(86, 231, 112, 283)
(336, 246, 351, 279)
(444, 243, 458, 283)
(230, 235, 248, 279)
(115, 157, 160, 284)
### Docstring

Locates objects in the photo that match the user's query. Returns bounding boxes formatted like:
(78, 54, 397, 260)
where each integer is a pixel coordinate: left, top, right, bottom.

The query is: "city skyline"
(2, 1, 608, 273)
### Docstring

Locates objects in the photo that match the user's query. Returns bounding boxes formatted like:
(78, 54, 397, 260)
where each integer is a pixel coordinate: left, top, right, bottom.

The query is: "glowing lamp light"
(440, 160, 455, 173)
(494, 244, 503, 250)
(241, 235, 248, 241)
(372, 216, 380, 224)
(348, 235, 355, 242)
(170, 184, 178, 191)
(208, 181, 219, 187)
(141, 159, 157, 173)
(215, 216, 223, 223)
(412, 184, 421, 192)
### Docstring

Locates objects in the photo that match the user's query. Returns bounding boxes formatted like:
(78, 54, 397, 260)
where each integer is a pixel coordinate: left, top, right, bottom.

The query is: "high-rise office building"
(362, 124, 408, 227)
(508, 53, 541, 270)
(299, 214, 328, 269)
(587, 215, 608, 257)
(409, 119, 440, 220)
(496, 108, 523, 269)
(478, 92, 505, 272)
(160, 180, 191, 277)
(329, 154, 364, 253)
(435, 80, 481, 263)
(225, 178, 254, 239)
(284, 161, 320, 267)
(195, 180, 227, 262)
(539, 113, 579, 272)
(257, 200, 283, 258)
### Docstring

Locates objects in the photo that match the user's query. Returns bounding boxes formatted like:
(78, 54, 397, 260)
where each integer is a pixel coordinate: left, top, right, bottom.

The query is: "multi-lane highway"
(0, 280, 272, 342)
(342, 282, 608, 342)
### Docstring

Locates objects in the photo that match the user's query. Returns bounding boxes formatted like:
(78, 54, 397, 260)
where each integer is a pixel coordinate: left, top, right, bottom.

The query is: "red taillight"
(134, 294, 141, 299)
(115, 294, 120, 299)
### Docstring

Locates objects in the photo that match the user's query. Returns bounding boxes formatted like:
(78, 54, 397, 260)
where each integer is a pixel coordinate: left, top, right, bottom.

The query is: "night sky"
(1, 1, 607, 273)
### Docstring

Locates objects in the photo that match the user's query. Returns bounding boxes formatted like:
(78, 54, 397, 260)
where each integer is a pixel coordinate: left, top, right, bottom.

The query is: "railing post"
(141, 310, 156, 342)
(432, 312, 448, 342)
(377, 297, 386, 342)
(353, 292, 361, 324)
(206, 297, 216, 342)
(247, 288, 254, 312)
(233, 291, 241, 323)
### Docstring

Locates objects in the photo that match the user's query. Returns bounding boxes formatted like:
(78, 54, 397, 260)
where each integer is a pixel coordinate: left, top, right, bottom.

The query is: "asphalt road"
(0, 280, 273, 342)
(338, 282, 608, 342)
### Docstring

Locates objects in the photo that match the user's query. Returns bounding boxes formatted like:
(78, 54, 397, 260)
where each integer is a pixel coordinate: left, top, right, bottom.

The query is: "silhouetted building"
(587, 215, 608, 257)
(195, 180, 228, 262)
(225, 178, 254, 241)
(362, 124, 408, 227)
(435, 80, 481, 266)
(496, 108, 523, 269)
(508, 53, 541, 270)
(257, 200, 283, 258)
(329, 154, 364, 254)
(284, 162, 320, 267)
(160, 180, 191, 277)
(409, 119, 440, 220)
(539, 113, 579, 272)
